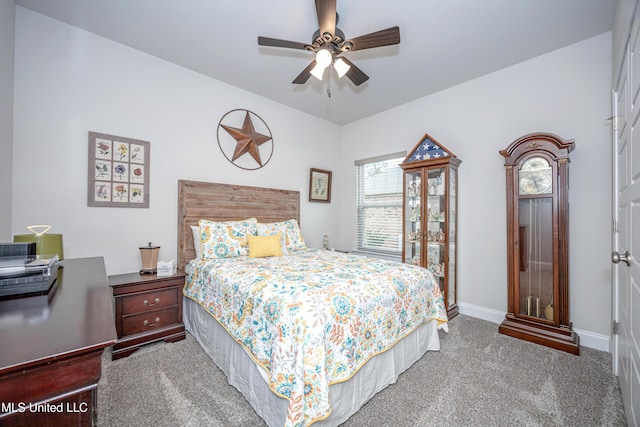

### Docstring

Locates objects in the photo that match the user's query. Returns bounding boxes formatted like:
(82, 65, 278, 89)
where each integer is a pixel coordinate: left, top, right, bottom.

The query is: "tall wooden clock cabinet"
(498, 132, 579, 355)
(401, 133, 461, 318)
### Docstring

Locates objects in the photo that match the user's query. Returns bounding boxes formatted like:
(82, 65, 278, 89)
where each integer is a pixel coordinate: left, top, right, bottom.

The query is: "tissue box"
(157, 259, 177, 277)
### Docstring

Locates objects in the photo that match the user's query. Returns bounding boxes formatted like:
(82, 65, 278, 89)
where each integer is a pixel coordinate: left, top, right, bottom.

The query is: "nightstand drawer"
(122, 307, 178, 336)
(122, 288, 178, 315)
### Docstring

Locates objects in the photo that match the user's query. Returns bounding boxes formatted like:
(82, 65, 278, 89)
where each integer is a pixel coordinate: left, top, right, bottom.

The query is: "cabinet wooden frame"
(498, 132, 579, 355)
(400, 133, 461, 319)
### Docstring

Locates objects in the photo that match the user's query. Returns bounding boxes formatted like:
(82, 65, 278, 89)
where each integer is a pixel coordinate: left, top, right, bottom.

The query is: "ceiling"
(14, 0, 616, 125)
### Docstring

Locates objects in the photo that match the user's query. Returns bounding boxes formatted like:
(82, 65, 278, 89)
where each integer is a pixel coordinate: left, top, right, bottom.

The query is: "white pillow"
(191, 225, 202, 259)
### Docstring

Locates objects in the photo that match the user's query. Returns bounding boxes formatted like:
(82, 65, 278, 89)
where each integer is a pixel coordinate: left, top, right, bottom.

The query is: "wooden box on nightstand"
(109, 270, 186, 360)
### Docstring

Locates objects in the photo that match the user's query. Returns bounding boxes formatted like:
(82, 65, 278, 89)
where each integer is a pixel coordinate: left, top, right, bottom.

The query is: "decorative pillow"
(258, 219, 306, 252)
(282, 219, 306, 251)
(256, 223, 289, 255)
(191, 225, 202, 259)
(199, 218, 257, 259)
(247, 233, 283, 258)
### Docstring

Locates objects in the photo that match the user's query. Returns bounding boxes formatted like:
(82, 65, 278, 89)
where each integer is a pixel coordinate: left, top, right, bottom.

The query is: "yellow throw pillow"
(247, 233, 283, 258)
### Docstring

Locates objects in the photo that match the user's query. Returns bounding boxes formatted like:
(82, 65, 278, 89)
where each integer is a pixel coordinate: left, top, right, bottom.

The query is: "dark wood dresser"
(0, 257, 117, 426)
(109, 270, 186, 360)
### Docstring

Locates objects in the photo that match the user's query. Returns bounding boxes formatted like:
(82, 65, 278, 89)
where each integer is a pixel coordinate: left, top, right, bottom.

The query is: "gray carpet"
(97, 315, 627, 426)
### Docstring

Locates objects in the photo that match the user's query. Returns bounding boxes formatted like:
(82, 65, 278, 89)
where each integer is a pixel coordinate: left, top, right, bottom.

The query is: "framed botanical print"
(88, 131, 150, 208)
(309, 168, 332, 202)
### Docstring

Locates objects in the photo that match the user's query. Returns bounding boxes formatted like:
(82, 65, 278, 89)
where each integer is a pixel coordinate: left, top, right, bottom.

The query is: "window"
(355, 152, 405, 256)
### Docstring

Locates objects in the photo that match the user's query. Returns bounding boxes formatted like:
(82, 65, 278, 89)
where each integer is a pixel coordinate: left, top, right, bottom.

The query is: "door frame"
(612, 73, 622, 375)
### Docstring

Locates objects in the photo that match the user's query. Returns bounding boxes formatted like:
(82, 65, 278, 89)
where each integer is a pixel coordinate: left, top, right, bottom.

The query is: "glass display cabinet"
(498, 132, 579, 355)
(401, 134, 461, 318)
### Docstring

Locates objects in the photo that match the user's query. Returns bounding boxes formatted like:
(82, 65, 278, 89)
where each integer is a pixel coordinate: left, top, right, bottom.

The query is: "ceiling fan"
(257, 0, 400, 86)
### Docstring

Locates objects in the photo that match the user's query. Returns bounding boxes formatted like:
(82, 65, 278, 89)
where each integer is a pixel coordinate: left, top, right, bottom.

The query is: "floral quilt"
(183, 249, 448, 427)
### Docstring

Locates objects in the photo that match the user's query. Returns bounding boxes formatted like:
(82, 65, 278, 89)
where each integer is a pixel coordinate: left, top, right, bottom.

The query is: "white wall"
(336, 33, 613, 338)
(0, 0, 15, 242)
(12, 7, 341, 275)
(12, 6, 614, 345)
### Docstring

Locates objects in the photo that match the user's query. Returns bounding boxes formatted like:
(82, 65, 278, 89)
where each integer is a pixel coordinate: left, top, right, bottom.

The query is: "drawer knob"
(143, 317, 161, 327)
(144, 297, 160, 307)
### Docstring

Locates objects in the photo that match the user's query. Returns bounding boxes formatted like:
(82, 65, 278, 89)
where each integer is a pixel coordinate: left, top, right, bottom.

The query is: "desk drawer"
(122, 288, 178, 315)
(122, 307, 178, 336)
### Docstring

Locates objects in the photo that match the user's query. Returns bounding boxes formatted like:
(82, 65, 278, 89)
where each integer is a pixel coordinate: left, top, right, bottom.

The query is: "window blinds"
(355, 152, 405, 255)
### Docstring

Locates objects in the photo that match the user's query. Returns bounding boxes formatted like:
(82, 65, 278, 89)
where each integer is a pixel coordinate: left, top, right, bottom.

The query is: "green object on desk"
(14, 231, 64, 260)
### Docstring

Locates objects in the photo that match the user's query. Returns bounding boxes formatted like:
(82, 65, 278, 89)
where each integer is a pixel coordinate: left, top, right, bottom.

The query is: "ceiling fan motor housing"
(311, 26, 347, 51)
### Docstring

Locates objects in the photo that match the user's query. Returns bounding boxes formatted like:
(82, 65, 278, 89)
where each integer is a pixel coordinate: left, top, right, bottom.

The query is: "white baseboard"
(457, 301, 505, 324)
(457, 302, 611, 353)
(574, 328, 611, 353)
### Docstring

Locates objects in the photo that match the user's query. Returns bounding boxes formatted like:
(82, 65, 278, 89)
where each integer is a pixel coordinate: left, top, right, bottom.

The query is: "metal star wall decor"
(217, 109, 273, 170)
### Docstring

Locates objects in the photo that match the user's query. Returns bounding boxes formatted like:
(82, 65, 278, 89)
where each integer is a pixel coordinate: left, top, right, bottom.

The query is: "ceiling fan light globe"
(310, 63, 326, 80)
(334, 58, 350, 78)
(315, 49, 332, 68)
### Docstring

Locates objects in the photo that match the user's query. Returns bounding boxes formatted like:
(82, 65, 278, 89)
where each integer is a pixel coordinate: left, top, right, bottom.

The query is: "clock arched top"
(500, 132, 575, 166)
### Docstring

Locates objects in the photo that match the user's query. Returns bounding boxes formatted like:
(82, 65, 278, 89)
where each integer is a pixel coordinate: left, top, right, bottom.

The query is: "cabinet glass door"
(426, 167, 446, 290)
(404, 170, 422, 265)
(448, 167, 457, 308)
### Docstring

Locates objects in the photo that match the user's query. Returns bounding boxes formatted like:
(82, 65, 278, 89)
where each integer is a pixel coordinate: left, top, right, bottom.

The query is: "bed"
(177, 180, 448, 427)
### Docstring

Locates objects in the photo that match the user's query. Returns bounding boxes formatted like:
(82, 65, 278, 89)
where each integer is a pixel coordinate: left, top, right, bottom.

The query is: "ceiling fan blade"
(292, 60, 317, 84)
(258, 36, 309, 50)
(346, 26, 400, 52)
(339, 57, 369, 86)
(315, 0, 337, 38)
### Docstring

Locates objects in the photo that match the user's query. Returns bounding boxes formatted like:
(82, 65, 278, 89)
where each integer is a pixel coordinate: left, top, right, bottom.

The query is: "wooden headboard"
(177, 180, 300, 268)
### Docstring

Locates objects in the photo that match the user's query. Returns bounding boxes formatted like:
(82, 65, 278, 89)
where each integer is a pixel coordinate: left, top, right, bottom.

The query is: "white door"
(614, 3, 640, 425)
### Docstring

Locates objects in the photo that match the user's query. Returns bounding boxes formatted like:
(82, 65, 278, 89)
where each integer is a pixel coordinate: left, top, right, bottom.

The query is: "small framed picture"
(309, 168, 332, 203)
(88, 131, 150, 208)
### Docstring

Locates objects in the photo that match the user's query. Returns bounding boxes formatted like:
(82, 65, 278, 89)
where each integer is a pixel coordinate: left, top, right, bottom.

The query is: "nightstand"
(109, 270, 186, 360)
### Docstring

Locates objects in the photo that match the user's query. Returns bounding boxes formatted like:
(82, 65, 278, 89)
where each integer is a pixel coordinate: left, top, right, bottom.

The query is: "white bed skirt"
(183, 296, 442, 427)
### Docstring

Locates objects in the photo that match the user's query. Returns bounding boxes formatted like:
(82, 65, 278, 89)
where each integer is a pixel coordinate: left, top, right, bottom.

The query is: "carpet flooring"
(97, 315, 627, 426)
